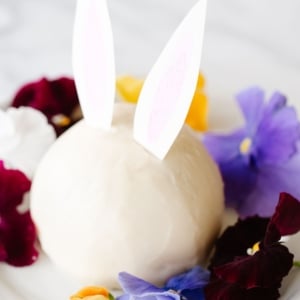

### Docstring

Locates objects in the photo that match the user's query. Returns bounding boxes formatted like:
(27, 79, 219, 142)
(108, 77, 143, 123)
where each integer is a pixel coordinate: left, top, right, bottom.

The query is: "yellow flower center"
(239, 137, 252, 155)
(51, 114, 71, 127)
(247, 242, 260, 256)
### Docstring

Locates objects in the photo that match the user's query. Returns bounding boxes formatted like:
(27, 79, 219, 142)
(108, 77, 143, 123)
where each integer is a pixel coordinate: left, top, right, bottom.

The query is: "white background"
(0, 0, 300, 299)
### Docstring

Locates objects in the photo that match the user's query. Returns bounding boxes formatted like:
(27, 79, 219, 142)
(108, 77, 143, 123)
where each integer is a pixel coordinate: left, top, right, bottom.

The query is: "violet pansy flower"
(118, 266, 209, 300)
(203, 87, 300, 217)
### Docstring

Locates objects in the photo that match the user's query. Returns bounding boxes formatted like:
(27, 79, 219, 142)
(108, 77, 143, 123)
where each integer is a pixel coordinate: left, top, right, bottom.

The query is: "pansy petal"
(218, 156, 257, 210)
(149, 292, 180, 300)
(165, 266, 210, 291)
(209, 217, 269, 268)
(236, 87, 265, 135)
(12, 77, 80, 136)
(213, 244, 293, 288)
(118, 292, 178, 300)
(2, 211, 38, 266)
(203, 129, 245, 163)
(117, 295, 130, 300)
(239, 154, 300, 217)
(118, 272, 163, 295)
(256, 104, 300, 165)
(0, 243, 7, 261)
(180, 289, 205, 300)
(0, 107, 56, 178)
(204, 279, 245, 300)
(265, 193, 300, 245)
(205, 279, 280, 300)
(0, 161, 31, 212)
(263, 92, 287, 117)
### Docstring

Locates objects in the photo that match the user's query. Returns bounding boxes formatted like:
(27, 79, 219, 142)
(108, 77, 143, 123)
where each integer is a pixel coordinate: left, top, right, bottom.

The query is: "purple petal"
(165, 266, 210, 291)
(263, 92, 287, 116)
(256, 96, 300, 164)
(236, 87, 265, 135)
(117, 295, 131, 300)
(238, 151, 300, 217)
(218, 156, 257, 211)
(117, 294, 174, 300)
(203, 129, 245, 163)
(181, 289, 205, 300)
(118, 272, 163, 295)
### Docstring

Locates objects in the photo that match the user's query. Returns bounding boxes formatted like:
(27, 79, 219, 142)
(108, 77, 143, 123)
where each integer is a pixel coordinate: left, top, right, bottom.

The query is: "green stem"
(293, 261, 300, 268)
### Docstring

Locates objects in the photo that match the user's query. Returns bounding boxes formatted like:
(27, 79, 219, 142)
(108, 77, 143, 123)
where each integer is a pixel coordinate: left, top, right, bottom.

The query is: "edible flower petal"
(0, 107, 56, 178)
(70, 286, 111, 300)
(203, 87, 300, 217)
(205, 193, 300, 300)
(11, 77, 80, 136)
(116, 76, 143, 104)
(118, 267, 209, 300)
(116, 74, 208, 131)
(0, 161, 38, 266)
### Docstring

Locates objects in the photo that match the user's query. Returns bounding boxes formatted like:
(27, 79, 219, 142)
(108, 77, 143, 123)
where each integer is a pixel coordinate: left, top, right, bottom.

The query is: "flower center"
(247, 241, 260, 256)
(51, 114, 71, 127)
(239, 137, 252, 155)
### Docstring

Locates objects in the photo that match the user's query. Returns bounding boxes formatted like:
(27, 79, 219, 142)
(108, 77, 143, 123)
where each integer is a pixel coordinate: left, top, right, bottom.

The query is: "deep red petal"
(1, 211, 38, 266)
(209, 217, 269, 268)
(205, 279, 244, 300)
(265, 193, 300, 245)
(0, 162, 31, 212)
(205, 279, 280, 300)
(11, 77, 80, 136)
(213, 245, 293, 288)
(0, 242, 7, 261)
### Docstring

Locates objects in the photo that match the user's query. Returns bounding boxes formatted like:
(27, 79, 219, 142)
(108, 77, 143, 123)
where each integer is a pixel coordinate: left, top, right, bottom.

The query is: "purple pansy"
(117, 266, 210, 300)
(203, 87, 300, 217)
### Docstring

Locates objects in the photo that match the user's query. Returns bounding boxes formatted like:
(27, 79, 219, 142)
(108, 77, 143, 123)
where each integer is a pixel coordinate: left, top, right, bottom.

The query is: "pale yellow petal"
(116, 73, 208, 131)
(116, 76, 144, 103)
(70, 286, 109, 300)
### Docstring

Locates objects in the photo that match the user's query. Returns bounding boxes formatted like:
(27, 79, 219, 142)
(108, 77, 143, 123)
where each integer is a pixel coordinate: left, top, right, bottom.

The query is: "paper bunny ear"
(73, 0, 115, 129)
(134, 0, 207, 160)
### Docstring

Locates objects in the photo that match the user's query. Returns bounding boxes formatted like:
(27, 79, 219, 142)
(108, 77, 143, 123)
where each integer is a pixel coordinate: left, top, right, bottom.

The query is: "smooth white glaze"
(31, 102, 224, 288)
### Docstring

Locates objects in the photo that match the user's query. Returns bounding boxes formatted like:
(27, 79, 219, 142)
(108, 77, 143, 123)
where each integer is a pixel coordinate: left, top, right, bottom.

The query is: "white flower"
(0, 107, 56, 178)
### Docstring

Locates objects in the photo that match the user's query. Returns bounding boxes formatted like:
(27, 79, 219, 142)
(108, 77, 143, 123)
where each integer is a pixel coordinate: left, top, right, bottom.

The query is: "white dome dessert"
(31, 102, 224, 288)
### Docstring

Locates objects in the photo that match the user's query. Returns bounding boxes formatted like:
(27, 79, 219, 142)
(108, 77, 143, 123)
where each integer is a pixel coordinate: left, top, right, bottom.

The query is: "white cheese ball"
(31, 102, 224, 288)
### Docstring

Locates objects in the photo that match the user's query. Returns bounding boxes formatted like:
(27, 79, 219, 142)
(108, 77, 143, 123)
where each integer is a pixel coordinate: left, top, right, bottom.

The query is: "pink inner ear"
(147, 38, 191, 143)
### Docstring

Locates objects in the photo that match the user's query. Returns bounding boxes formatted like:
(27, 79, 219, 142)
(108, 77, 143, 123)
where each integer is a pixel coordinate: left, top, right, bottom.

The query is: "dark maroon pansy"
(11, 77, 80, 136)
(205, 193, 300, 300)
(0, 161, 38, 266)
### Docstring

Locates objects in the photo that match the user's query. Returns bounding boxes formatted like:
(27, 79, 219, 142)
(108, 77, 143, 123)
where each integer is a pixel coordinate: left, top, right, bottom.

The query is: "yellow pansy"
(116, 74, 208, 131)
(70, 286, 112, 300)
(116, 76, 143, 104)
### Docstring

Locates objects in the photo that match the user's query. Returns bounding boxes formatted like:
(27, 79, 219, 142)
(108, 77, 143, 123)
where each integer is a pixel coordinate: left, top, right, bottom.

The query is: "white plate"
(1, 0, 300, 299)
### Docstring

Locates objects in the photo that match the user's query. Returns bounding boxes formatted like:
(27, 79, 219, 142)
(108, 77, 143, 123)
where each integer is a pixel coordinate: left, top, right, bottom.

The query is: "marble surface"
(1, 0, 300, 299)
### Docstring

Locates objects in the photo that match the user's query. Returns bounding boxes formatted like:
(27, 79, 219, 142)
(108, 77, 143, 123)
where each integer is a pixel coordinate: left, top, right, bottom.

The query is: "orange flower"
(70, 286, 112, 300)
(116, 74, 208, 131)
